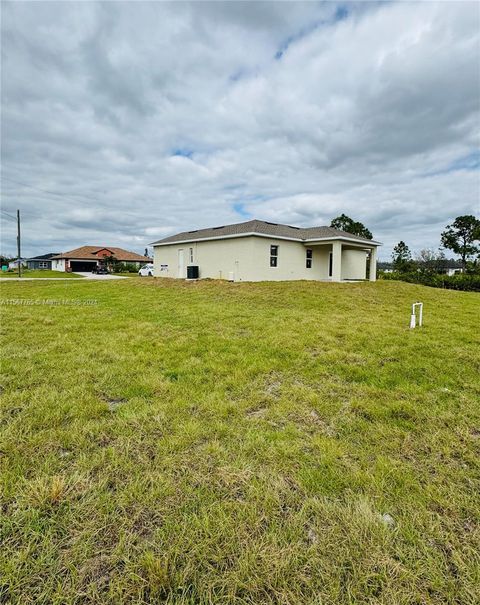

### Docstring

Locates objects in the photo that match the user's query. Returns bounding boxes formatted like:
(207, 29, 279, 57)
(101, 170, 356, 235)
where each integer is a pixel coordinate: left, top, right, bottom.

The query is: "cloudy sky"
(1, 1, 479, 259)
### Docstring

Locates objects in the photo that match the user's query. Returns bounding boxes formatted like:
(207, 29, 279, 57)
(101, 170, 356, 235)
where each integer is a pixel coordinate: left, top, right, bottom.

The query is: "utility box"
(187, 265, 199, 279)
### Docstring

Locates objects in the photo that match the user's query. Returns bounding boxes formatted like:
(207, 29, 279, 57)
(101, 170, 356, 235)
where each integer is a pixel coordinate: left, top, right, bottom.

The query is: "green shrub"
(113, 262, 139, 273)
(379, 271, 480, 292)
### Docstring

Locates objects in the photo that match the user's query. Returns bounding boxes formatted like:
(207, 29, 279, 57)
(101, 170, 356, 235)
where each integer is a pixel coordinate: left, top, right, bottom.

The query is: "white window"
(270, 245, 278, 267)
(306, 249, 312, 269)
(189, 247, 194, 263)
(39, 261, 49, 269)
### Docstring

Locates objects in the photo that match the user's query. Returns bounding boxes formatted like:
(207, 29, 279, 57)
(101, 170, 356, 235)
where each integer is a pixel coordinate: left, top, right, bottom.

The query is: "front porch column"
(331, 241, 342, 282)
(369, 247, 377, 281)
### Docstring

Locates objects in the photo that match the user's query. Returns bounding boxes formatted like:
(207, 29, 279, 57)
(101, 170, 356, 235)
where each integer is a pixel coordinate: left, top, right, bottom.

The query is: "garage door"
(70, 261, 97, 272)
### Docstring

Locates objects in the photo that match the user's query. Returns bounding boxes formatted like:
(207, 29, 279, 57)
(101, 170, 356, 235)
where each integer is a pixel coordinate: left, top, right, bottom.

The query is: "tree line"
(391, 215, 480, 273)
(330, 214, 480, 291)
(330, 213, 480, 272)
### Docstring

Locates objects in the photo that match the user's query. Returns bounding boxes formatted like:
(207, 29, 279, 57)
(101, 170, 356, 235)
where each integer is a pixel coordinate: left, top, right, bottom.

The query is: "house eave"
(151, 232, 302, 246)
(304, 236, 382, 246)
(152, 232, 382, 247)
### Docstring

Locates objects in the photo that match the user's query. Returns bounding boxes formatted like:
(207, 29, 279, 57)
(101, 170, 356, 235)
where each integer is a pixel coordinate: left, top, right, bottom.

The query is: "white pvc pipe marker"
(410, 302, 423, 328)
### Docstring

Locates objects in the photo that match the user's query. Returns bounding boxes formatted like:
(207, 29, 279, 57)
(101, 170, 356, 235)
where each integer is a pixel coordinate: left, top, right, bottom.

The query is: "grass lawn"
(0, 279, 479, 604)
(0, 270, 83, 279)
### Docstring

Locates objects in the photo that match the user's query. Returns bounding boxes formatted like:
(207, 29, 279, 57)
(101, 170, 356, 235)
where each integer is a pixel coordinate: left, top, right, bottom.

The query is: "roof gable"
(93, 248, 115, 257)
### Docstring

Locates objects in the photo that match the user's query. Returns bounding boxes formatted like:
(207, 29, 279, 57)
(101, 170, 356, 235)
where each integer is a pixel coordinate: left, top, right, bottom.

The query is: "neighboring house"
(27, 252, 60, 270)
(8, 258, 27, 269)
(51, 246, 151, 272)
(152, 219, 381, 282)
(443, 267, 463, 276)
(378, 261, 393, 273)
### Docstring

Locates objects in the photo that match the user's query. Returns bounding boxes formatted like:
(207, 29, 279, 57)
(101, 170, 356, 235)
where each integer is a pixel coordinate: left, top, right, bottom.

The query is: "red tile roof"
(52, 246, 151, 262)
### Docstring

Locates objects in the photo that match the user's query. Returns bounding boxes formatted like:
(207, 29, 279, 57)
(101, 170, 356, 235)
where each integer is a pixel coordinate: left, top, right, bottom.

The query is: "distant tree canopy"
(330, 214, 373, 240)
(0, 255, 15, 266)
(415, 249, 447, 275)
(441, 215, 480, 269)
(392, 241, 413, 272)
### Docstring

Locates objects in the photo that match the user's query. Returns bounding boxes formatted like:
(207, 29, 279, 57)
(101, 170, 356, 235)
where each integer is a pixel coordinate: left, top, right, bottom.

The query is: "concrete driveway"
(0, 273, 130, 282)
(75, 272, 129, 280)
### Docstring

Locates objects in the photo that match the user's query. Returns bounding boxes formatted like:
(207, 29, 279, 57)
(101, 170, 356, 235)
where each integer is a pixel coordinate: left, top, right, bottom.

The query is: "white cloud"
(1, 1, 479, 260)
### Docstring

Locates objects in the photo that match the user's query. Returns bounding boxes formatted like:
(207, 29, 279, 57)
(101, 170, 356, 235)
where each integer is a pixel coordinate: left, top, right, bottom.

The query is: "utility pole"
(17, 209, 21, 278)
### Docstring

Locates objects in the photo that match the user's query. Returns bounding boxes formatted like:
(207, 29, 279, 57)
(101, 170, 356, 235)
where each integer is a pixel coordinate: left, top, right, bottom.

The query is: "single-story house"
(8, 258, 27, 269)
(51, 246, 151, 272)
(152, 219, 381, 282)
(26, 252, 60, 270)
(443, 266, 463, 276)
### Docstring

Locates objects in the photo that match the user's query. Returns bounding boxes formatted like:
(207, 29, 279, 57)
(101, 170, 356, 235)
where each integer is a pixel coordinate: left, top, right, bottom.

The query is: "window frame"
(270, 244, 278, 268)
(189, 247, 194, 264)
(39, 261, 49, 269)
(306, 248, 313, 269)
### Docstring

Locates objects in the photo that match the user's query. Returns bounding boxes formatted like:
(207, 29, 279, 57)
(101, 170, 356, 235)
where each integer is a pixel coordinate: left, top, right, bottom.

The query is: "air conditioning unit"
(187, 265, 199, 279)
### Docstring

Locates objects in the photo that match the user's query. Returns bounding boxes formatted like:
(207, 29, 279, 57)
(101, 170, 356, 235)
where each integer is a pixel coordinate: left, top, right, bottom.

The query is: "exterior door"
(178, 249, 185, 278)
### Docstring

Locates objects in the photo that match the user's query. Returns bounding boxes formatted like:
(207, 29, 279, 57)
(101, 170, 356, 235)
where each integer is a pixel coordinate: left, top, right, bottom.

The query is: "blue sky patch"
(447, 151, 480, 172)
(171, 148, 194, 159)
(275, 6, 349, 61)
(233, 202, 251, 218)
(335, 6, 349, 22)
(423, 150, 480, 177)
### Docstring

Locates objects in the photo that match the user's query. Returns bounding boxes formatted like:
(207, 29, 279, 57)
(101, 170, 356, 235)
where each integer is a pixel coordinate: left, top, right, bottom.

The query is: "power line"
(0, 175, 112, 208)
(1, 175, 77, 200)
(1, 209, 18, 221)
(0, 175, 125, 211)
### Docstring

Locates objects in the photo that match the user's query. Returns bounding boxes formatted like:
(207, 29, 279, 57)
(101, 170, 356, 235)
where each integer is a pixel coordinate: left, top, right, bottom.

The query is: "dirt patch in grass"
(99, 393, 128, 410)
(246, 407, 267, 419)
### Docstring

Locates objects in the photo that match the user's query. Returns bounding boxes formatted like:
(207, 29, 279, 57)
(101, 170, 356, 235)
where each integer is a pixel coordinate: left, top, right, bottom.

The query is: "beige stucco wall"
(341, 248, 367, 280)
(52, 259, 66, 271)
(249, 237, 330, 281)
(153, 236, 369, 281)
(154, 237, 255, 280)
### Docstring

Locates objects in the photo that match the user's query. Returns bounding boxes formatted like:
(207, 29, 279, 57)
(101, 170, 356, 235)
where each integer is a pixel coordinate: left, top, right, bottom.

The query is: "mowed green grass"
(0, 278, 479, 605)
(0, 270, 83, 279)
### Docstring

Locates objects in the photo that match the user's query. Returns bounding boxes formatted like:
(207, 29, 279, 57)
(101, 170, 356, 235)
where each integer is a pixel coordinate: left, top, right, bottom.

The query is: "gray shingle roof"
(27, 252, 60, 261)
(152, 219, 379, 245)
